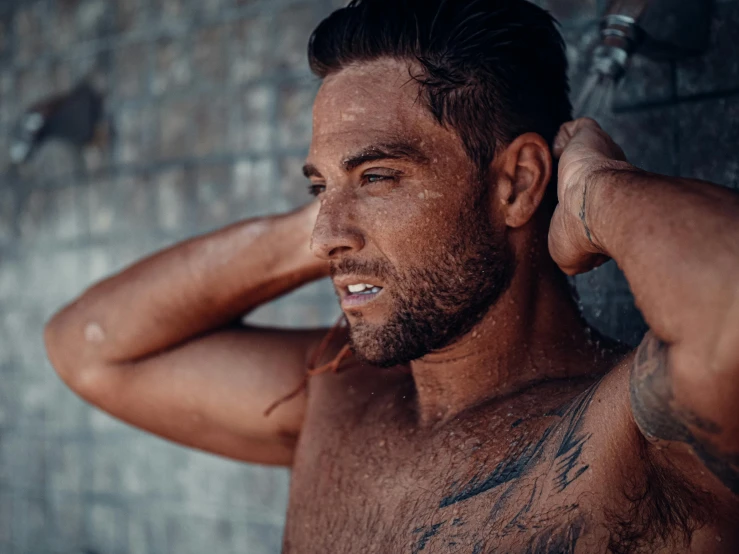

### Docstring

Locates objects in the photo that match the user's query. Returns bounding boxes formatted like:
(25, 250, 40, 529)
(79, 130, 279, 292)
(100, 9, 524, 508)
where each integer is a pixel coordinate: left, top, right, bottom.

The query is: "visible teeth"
(347, 283, 382, 295)
(348, 283, 370, 293)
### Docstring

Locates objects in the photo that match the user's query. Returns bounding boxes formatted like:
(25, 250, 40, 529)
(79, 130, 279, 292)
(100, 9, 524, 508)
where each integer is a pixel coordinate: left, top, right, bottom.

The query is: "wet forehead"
(311, 59, 443, 154)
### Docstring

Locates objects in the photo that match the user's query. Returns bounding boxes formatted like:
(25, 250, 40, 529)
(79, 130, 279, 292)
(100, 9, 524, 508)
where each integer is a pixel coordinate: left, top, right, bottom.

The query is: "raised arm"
(549, 118, 739, 497)
(45, 202, 330, 466)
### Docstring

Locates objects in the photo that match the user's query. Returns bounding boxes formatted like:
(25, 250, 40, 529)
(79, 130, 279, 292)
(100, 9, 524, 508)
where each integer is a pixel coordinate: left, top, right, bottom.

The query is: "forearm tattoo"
(630, 332, 739, 495)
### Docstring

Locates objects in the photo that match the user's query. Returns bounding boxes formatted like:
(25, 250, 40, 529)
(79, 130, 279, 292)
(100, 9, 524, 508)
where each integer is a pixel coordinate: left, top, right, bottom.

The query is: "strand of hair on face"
(263, 316, 353, 418)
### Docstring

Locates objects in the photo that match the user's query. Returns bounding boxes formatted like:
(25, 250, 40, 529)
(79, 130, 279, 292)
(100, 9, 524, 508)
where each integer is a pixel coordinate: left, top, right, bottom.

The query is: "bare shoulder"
(583, 342, 723, 481)
(534, 352, 739, 551)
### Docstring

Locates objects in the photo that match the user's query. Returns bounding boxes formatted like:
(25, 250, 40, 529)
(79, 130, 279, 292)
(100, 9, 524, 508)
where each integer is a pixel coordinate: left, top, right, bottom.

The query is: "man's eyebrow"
(342, 141, 430, 172)
(302, 141, 430, 179)
(302, 163, 322, 179)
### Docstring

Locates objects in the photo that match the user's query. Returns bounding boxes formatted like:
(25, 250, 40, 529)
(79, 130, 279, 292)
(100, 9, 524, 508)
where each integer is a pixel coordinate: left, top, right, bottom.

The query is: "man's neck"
(409, 260, 614, 427)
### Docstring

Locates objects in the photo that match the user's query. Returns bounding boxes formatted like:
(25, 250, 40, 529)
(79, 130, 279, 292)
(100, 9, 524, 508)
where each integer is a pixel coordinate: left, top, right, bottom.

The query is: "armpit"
(629, 332, 739, 495)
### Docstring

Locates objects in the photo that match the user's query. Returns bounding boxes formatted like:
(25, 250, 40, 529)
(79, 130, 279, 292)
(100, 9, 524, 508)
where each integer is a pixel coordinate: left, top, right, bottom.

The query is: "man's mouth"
(347, 283, 383, 295)
(339, 281, 385, 309)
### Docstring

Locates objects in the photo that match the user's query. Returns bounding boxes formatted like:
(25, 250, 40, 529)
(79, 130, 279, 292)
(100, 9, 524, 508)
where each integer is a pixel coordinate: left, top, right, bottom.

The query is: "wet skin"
(283, 59, 739, 552)
(44, 57, 739, 554)
(286, 353, 737, 553)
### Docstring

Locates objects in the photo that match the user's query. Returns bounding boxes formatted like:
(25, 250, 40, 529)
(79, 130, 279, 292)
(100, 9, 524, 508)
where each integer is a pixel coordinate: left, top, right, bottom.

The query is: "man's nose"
(310, 199, 365, 261)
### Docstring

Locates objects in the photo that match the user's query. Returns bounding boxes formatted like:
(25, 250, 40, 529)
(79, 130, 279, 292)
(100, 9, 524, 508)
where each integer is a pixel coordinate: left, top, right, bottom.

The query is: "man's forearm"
(587, 166, 739, 354)
(46, 204, 327, 368)
(593, 168, 739, 483)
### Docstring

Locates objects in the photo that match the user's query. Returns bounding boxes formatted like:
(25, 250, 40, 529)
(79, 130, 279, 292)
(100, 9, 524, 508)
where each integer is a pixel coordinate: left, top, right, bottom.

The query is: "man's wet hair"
(308, 0, 573, 190)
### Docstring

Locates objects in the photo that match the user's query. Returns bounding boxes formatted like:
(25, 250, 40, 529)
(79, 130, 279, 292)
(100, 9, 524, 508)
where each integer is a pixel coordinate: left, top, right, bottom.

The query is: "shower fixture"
(575, 0, 713, 117)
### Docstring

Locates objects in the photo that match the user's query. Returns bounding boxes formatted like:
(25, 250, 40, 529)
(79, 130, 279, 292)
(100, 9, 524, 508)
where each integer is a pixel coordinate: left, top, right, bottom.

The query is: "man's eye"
(363, 174, 393, 185)
(307, 184, 326, 197)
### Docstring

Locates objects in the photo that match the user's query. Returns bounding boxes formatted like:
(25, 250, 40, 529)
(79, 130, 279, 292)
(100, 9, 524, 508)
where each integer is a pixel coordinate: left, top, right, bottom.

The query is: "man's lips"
(342, 287, 385, 309)
(332, 275, 386, 310)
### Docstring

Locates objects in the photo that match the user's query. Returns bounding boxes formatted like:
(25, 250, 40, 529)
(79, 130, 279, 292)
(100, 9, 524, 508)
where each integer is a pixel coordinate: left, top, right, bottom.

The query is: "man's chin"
(348, 321, 426, 368)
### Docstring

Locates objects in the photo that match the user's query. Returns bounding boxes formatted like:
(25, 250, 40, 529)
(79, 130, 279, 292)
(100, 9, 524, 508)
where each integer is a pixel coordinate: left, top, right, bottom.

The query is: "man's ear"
(492, 132, 553, 228)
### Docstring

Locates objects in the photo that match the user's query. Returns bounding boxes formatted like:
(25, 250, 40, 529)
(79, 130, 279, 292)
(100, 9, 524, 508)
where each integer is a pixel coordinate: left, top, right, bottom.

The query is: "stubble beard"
(342, 200, 515, 368)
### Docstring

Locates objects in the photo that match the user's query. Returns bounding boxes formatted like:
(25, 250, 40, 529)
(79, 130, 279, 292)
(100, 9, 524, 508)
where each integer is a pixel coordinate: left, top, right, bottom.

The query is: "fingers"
(553, 118, 603, 159)
(552, 126, 572, 159)
(548, 207, 610, 276)
(559, 253, 610, 277)
(547, 208, 574, 268)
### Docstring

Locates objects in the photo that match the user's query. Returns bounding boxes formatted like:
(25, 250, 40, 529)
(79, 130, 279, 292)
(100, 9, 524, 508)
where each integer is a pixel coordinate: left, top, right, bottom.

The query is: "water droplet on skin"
(84, 322, 105, 343)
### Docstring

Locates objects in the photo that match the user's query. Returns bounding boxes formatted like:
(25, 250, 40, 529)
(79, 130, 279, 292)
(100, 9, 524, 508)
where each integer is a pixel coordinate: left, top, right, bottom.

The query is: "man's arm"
(45, 202, 330, 466)
(549, 118, 739, 497)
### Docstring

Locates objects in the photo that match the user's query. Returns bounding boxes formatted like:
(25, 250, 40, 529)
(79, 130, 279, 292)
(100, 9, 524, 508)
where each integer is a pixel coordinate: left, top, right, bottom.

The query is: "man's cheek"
(398, 205, 453, 245)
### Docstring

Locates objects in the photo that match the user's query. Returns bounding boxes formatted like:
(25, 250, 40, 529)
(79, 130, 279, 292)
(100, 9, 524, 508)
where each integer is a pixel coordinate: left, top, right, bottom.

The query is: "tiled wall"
(0, 0, 737, 552)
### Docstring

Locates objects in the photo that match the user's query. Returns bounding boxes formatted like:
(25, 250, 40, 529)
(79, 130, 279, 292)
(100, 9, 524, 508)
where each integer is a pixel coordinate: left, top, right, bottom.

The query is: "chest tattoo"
(411, 383, 599, 552)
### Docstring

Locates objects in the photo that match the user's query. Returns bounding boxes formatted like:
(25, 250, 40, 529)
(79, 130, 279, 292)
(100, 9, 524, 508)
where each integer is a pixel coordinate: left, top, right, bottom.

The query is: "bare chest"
(283, 379, 726, 554)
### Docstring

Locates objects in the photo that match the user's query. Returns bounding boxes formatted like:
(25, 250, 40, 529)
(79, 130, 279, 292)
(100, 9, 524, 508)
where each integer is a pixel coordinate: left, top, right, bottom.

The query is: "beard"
(332, 194, 515, 368)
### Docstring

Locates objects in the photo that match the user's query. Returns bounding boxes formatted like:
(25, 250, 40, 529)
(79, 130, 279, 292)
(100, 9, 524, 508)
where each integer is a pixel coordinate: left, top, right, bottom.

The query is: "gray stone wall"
(0, 0, 736, 552)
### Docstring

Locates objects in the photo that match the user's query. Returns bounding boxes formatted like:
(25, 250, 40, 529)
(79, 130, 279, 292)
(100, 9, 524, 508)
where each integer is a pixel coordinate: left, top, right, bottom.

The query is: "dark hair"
(308, 0, 572, 185)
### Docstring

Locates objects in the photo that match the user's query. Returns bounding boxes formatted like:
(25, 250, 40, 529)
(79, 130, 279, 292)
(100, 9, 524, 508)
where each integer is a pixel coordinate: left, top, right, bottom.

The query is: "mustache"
(330, 258, 395, 281)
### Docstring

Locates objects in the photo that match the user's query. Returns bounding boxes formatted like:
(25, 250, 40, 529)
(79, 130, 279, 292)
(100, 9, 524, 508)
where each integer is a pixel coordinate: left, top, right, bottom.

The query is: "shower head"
(575, 0, 713, 117)
(594, 0, 713, 77)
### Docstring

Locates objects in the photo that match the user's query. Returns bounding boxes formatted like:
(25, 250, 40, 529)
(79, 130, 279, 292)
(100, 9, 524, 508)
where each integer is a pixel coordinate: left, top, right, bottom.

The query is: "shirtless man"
(45, 0, 739, 552)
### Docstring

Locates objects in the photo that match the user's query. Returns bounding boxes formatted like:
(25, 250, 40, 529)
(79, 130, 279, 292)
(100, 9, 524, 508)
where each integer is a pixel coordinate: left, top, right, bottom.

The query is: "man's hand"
(548, 118, 629, 275)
